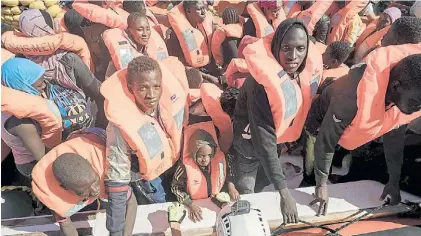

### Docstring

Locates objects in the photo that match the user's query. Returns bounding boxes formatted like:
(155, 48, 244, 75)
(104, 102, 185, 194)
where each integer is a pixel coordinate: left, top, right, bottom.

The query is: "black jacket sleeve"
(248, 83, 287, 190)
(313, 14, 330, 44)
(221, 38, 239, 68)
(243, 19, 257, 38)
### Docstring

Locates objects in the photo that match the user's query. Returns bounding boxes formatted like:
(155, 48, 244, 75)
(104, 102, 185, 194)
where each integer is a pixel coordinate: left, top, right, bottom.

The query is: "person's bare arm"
(6, 117, 45, 161)
(170, 223, 182, 236)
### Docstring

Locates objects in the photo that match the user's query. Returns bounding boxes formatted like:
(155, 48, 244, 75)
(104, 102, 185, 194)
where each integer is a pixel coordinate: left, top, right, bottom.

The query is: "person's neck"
(137, 103, 158, 117)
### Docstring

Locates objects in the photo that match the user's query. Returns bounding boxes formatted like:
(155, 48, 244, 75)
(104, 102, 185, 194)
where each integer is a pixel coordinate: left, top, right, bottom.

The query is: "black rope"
(271, 199, 392, 236)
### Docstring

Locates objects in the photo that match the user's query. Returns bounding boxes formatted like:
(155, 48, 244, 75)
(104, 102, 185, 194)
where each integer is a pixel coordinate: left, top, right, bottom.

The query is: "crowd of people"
(1, 0, 421, 235)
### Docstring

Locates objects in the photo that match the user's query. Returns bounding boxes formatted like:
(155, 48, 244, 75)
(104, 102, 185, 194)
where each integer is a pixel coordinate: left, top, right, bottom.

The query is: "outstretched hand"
(309, 184, 329, 216)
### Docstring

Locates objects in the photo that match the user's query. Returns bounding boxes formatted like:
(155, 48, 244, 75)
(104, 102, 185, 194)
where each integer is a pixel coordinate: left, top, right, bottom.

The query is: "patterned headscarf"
(258, 0, 282, 9)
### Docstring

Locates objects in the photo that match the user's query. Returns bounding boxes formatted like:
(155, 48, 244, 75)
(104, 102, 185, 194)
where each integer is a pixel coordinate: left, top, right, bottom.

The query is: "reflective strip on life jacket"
(327, 0, 369, 44)
(103, 28, 169, 70)
(211, 17, 244, 66)
(31, 131, 106, 218)
(247, 2, 286, 38)
(201, 83, 234, 153)
(1, 86, 63, 149)
(168, 3, 214, 68)
(243, 34, 323, 143)
(291, 0, 333, 33)
(1, 31, 92, 69)
(183, 121, 226, 200)
(339, 43, 421, 150)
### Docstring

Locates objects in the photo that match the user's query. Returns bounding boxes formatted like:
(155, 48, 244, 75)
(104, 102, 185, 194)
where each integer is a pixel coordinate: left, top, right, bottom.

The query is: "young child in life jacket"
(31, 128, 136, 236)
(308, 49, 421, 217)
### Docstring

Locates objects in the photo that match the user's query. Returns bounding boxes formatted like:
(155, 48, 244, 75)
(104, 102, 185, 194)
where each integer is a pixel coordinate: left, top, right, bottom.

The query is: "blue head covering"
(1, 58, 45, 95)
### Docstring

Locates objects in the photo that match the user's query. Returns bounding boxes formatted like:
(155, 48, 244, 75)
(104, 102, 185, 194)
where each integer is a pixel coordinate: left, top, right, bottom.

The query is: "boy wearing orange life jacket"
(319, 41, 352, 89)
(232, 18, 323, 225)
(31, 128, 136, 236)
(308, 50, 421, 216)
(102, 56, 185, 236)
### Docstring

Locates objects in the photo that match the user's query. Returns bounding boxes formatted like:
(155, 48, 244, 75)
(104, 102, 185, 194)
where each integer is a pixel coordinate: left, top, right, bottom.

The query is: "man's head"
(183, 0, 207, 25)
(127, 12, 151, 47)
(336, 0, 346, 9)
(220, 87, 240, 119)
(322, 41, 352, 69)
(258, 0, 282, 21)
(186, 68, 203, 89)
(123, 0, 147, 14)
(52, 153, 100, 199)
(381, 16, 421, 47)
(376, 7, 401, 31)
(222, 7, 239, 25)
(272, 19, 309, 74)
(127, 56, 163, 113)
(387, 54, 421, 115)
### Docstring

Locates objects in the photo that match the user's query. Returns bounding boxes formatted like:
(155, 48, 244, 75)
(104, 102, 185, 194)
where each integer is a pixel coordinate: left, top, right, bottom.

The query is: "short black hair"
(183, 0, 202, 12)
(222, 7, 239, 25)
(127, 12, 148, 29)
(393, 16, 421, 44)
(127, 56, 162, 85)
(220, 87, 240, 118)
(392, 54, 421, 91)
(327, 41, 352, 64)
(123, 0, 147, 14)
(52, 153, 95, 190)
(186, 68, 203, 89)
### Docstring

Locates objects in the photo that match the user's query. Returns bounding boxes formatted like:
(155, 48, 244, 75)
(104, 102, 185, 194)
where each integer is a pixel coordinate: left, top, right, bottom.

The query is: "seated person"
(186, 68, 204, 103)
(31, 128, 136, 236)
(243, 0, 285, 38)
(1, 58, 94, 178)
(354, 7, 401, 63)
(171, 127, 239, 223)
(312, 14, 331, 44)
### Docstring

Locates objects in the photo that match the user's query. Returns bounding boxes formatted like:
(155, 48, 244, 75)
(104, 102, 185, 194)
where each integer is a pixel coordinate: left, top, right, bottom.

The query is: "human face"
(195, 145, 213, 167)
(322, 46, 339, 69)
(388, 81, 421, 115)
(264, 6, 282, 21)
(72, 172, 100, 199)
(186, 1, 207, 25)
(278, 27, 308, 73)
(128, 17, 151, 46)
(381, 25, 397, 47)
(32, 76, 47, 94)
(376, 12, 392, 31)
(128, 70, 163, 112)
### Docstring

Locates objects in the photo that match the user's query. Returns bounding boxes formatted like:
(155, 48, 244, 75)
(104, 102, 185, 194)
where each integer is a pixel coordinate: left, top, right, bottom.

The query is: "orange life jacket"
(31, 130, 106, 218)
(183, 122, 226, 200)
(211, 17, 245, 66)
(1, 48, 14, 64)
(54, 17, 68, 33)
(339, 44, 421, 150)
(201, 83, 234, 153)
(101, 66, 187, 180)
(327, 0, 369, 44)
(315, 41, 327, 54)
(247, 2, 286, 38)
(322, 64, 349, 82)
(160, 56, 190, 96)
(102, 28, 169, 70)
(354, 23, 390, 63)
(146, 0, 158, 6)
(1, 31, 91, 69)
(237, 35, 260, 58)
(225, 58, 249, 88)
(189, 89, 202, 104)
(72, 0, 127, 29)
(243, 34, 323, 143)
(168, 4, 214, 68)
(1, 86, 62, 148)
(286, 2, 302, 18)
(291, 0, 333, 33)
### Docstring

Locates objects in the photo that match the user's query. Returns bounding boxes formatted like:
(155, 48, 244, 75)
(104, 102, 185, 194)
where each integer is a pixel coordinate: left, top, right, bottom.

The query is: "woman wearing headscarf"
(1, 58, 95, 178)
(354, 7, 402, 63)
(232, 18, 323, 224)
(3, 9, 107, 128)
